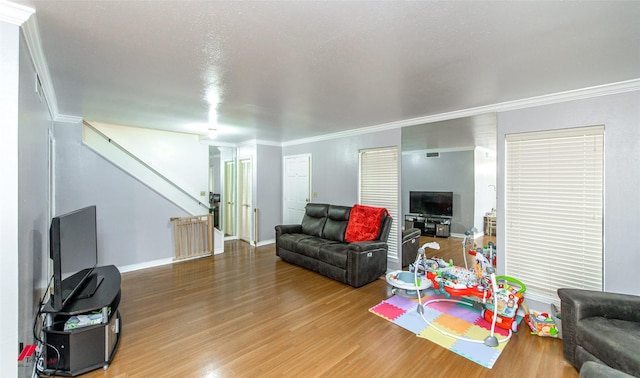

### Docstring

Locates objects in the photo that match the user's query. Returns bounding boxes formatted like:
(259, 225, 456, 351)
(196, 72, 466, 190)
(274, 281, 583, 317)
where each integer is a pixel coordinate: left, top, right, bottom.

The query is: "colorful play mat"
(369, 294, 520, 369)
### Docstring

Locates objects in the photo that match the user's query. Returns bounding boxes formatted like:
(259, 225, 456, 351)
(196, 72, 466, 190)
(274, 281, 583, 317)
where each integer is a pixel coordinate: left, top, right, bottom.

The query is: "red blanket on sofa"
(345, 204, 390, 243)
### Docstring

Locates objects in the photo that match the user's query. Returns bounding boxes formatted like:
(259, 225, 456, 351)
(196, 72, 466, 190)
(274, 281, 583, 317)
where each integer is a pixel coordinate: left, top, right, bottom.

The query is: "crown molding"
(198, 137, 237, 148)
(401, 146, 476, 156)
(54, 114, 83, 124)
(21, 13, 64, 121)
(255, 139, 282, 147)
(0, 0, 34, 25)
(282, 79, 640, 147)
(11, 3, 640, 147)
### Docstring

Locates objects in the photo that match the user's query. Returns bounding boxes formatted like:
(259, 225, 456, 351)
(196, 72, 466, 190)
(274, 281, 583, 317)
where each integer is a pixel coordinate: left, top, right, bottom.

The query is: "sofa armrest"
(558, 288, 640, 368)
(347, 242, 388, 287)
(275, 224, 303, 237)
(402, 228, 422, 243)
(579, 361, 636, 378)
(348, 240, 389, 252)
(558, 288, 640, 323)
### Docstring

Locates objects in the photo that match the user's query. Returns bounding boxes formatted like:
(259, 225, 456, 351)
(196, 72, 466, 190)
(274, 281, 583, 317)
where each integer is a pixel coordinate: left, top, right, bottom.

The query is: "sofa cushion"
(322, 205, 351, 242)
(278, 233, 313, 252)
(345, 204, 389, 242)
(318, 243, 350, 268)
(577, 317, 640, 375)
(301, 203, 329, 237)
(296, 237, 336, 259)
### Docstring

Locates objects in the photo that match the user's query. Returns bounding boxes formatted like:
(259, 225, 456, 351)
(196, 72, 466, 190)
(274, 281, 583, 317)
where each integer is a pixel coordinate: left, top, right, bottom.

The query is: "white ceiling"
(12, 1, 640, 146)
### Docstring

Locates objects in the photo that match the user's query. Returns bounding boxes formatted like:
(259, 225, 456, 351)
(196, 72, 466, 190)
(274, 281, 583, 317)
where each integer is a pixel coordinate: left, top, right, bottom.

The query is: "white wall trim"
(55, 113, 83, 123)
(16, 6, 640, 151)
(401, 146, 476, 156)
(117, 257, 174, 273)
(0, 1, 34, 25)
(282, 79, 640, 147)
(20, 14, 60, 119)
(256, 238, 275, 247)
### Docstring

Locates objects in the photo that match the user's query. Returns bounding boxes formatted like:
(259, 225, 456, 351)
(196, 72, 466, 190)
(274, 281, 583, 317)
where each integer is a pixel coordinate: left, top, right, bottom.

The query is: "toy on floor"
(417, 237, 527, 345)
(385, 242, 441, 298)
(426, 247, 493, 298)
(410, 239, 513, 347)
(481, 276, 526, 332)
(385, 270, 432, 297)
(425, 244, 526, 333)
(460, 227, 477, 269)
(473, 241, 497, 269)
(525, 303, 562, 338)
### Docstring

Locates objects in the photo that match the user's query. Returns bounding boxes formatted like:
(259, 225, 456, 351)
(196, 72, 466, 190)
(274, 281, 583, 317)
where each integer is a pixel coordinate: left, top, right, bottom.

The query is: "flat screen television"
(49, 205, 101, 311)
(409, 191, 453, 218)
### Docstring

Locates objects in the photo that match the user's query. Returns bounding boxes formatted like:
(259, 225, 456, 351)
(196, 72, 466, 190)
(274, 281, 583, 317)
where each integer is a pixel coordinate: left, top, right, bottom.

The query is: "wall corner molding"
(0, 1, 34, 25)
(20, 13, 65, 122)
(55, 114, 83, 124)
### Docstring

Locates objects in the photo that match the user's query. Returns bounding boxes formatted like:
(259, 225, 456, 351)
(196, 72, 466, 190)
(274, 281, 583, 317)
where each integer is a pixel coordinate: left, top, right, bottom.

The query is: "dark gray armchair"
(402, 228, 422, 267)
(558, 288, 640, 377)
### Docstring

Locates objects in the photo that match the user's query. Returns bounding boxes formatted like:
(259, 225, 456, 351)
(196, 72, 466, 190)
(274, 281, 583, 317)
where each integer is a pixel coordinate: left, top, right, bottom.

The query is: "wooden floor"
(80, 236, 578, 378)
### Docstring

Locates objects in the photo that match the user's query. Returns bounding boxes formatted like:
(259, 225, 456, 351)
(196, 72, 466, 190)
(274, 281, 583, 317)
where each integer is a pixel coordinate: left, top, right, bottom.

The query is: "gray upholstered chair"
(402, 228, 422, 267)
(558, 288, 640, 377)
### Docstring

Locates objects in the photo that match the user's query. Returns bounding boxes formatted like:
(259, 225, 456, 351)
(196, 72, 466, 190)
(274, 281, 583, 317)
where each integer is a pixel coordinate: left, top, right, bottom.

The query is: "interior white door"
(283, 154, 311, 224)
(223, 160, 236, 236)
(238, 158, 252, 243)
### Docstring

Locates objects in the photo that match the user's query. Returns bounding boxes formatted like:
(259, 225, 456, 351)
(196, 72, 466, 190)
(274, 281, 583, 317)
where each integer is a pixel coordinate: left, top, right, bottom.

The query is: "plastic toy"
(481, 276, 526, 332)
(385, 270, 432, 298)
(418, 238, 527, 345)
(414, 239, 514, 347)
(525, 303, 562, 338)
(385, 242, 441, 298)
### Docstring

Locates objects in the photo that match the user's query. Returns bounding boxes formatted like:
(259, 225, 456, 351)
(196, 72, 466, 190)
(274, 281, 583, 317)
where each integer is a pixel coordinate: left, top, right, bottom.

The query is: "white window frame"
(505, 125, 604, 301)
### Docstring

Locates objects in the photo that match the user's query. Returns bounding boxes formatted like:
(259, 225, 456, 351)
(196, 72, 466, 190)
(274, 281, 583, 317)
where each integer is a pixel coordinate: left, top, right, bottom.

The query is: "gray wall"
(401, 150, 475, 234)
(283, 129, 401, 206)
(256, 144, 282, 244)
(54, 122, 189, 269)
(496, 90, 640, 297)
(282, 128, 403, 269)
(16, 27, 52, 377)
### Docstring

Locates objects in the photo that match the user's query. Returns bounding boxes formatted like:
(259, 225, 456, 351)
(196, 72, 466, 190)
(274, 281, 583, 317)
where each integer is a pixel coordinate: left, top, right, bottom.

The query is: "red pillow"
(345, 204, 389, 243)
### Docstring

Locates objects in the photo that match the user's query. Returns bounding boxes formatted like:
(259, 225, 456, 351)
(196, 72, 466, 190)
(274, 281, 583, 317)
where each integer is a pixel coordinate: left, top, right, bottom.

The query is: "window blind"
(359, 147, 399, 260)
(505, 126, 604, 299)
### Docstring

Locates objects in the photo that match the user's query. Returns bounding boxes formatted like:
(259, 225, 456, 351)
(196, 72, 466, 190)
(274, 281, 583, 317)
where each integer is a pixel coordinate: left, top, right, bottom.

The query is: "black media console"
(41, 265, 122, 376)
(404, 214, 451, 237)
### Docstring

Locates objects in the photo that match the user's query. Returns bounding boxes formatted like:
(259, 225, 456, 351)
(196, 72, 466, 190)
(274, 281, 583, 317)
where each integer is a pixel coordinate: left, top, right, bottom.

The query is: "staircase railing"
(82, 121, 209, 215)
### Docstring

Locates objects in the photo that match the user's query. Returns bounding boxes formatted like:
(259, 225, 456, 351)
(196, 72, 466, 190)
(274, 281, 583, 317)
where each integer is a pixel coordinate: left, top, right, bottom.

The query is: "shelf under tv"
(404, 214, 451, 238)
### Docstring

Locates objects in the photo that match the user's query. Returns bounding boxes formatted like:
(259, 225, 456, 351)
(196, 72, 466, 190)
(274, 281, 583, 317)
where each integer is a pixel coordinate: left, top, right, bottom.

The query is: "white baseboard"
(118, 257, 174, 273)
(256, 238, 275, 247)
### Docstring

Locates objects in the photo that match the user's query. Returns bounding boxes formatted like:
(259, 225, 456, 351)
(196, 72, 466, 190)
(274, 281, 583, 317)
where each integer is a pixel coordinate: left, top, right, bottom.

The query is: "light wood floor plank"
(78, 235, 577, 378)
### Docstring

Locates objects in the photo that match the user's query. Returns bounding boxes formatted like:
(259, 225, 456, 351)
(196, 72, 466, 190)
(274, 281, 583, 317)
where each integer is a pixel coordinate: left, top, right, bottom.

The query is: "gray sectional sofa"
(275, 203, 392, 287)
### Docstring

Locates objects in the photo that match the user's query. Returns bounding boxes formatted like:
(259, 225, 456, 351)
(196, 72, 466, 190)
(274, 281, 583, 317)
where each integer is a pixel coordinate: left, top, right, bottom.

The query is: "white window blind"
(359, 147, 399, 260)
(505, 125, 604, 299)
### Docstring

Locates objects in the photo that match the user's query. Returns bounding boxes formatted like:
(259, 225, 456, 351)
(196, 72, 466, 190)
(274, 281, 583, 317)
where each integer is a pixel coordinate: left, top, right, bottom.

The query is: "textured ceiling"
(13, 1, 640, 145)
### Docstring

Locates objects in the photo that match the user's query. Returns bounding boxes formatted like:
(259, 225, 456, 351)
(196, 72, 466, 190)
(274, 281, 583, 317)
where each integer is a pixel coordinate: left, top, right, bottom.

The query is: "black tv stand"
(404, 214, 451, 237)
(75, 273, 104, 299)
(41, 265, 121, 376)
